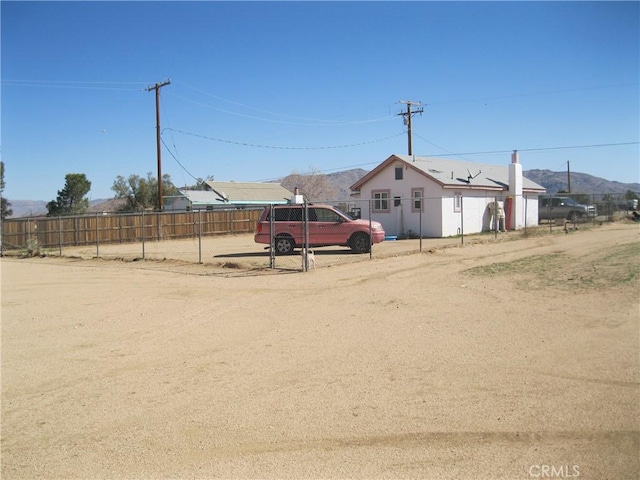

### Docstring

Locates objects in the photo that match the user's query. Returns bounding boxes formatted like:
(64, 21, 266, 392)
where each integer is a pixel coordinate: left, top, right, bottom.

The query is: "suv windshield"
(266, 205, 354, 222)
(332, 206, 354, 220)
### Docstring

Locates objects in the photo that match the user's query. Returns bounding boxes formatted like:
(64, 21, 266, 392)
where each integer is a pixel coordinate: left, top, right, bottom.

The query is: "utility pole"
(567, 160, 571, 194)
(398, 100, 423, 156)
(146, 79, 171, 211)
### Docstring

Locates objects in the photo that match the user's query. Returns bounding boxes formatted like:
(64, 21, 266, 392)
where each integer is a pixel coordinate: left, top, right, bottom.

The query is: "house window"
(395, 166, 403, 180)
(394, 196, 402, 207)
(411, 188, 424, 212)
(372, 190, 390, 213)
(454, 192, 462, 212)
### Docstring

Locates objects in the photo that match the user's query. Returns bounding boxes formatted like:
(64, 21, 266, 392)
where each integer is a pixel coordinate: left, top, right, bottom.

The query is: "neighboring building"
(349, 153, 546, 238)
(164, 181, 293, 211)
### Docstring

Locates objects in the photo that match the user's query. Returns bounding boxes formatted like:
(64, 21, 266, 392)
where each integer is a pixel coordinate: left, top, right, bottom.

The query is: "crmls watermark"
(529, 465, 580, 478)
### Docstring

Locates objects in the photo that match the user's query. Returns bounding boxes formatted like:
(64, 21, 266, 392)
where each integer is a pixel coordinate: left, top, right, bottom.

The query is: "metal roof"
(204, 181, 293, 204)
(167, 182, 293, 207)
(351, 154, 546, 192)
(171, 190, 220, 206)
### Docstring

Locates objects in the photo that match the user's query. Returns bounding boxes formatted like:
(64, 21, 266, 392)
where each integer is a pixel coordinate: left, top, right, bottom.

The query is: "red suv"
(254, 204, 385, 254)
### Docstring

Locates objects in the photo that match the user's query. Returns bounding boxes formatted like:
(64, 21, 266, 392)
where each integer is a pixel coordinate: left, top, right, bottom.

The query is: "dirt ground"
(1, 222, 638, 479)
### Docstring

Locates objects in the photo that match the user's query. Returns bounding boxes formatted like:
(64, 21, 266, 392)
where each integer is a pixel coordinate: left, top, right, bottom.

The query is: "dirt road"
(2, 222, 638, 479)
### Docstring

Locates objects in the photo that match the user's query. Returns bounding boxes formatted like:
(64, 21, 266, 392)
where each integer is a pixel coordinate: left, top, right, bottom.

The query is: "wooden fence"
(1, 209, 263, 250)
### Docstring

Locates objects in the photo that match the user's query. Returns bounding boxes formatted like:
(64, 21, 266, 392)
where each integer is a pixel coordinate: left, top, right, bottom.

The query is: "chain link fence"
(2, 192, 636, 271)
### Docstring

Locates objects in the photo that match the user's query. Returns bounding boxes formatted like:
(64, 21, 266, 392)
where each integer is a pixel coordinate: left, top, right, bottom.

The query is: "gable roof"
(204, 181, 293, 205)
(351, 154, 546, 192)
(171, 190, 221, 207)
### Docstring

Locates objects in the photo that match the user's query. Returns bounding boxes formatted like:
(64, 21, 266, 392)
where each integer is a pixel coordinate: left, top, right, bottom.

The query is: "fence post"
(95, 212, 100, 257)
(494, 195, 499, 239)
(269, 204, 275, 269)
(0, 193, 3, 257)
(58, 216, 62, 256)
(369, 199, 373, 260)
(0, 194, 3, 257)
(419, 202, 423, 252)
(141, 211, 146, 260)
(198, 209, 202, 264)
(524, 195, 528, 234)
(461, 195, 465, 245)
(303, 200, 309, 272)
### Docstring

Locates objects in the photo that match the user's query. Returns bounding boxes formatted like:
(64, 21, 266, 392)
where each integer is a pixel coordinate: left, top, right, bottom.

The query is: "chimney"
(291, 187, 304, 204)
(509, 151, 523, 230)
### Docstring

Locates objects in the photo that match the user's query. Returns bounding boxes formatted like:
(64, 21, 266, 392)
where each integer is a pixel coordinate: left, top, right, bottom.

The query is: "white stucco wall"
(164, 197, 190, 211)
(440, 191, 518, 237)
(523, 195, 539, 227)
(352, 160, 543, 238)
(352, 161, 448, 237)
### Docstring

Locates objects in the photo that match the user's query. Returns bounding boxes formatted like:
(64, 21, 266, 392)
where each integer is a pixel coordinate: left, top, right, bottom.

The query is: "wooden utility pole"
(398, 100, 423, 156)
(146, 79, 171, 211)
(567, 160, 571, 194)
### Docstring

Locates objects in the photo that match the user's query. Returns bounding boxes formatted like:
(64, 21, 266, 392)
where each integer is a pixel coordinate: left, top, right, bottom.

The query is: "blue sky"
(2, 0, 639, 202)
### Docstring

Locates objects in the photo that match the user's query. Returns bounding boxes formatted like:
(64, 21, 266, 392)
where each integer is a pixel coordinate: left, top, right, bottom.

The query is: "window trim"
(453, 192, 462, 212)
(372, 189, 391, 213)
(411, 188, 424, 212)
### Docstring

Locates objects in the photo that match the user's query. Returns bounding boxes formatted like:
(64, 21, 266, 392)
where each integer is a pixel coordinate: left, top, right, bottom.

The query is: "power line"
(175, 81, 395, 126)
(425, 83, 639, 106)
(165, 91, 396, 127)
(412, 132, 475, 162)
(418, 141, 639, 158)
(163, 128, 405, 150)
(254, 141, 640, 182)
(160, 137, 199, 183)
(413, 133, 639, 162)
(2, 79, 147, 91)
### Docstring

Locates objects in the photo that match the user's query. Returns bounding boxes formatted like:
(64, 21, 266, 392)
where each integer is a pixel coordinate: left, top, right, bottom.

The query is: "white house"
(164, 181, 293, 211)
(349, 153, 546, 238)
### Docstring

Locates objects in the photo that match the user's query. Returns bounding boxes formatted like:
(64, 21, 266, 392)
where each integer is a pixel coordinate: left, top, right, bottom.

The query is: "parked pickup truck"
(539, 196, 597, 222)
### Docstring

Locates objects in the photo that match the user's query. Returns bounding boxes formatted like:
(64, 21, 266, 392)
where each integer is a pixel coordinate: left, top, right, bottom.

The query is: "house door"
(394, 196, 403, 236)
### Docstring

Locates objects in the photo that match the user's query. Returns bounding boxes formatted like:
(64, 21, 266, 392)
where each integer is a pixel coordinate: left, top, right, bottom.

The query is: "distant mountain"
(326, 168, 368, 199)
(6, 200, 48, 218)
(321, 168, 640, 197)
(6, 168, 638, 218)
(87, 198, 127, 213)
(523, 169, 640, 195)
(7, 198, 120, 218)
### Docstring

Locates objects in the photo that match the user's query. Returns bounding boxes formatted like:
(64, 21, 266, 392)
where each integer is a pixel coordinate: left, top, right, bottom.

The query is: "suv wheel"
(349, 232, 371, 253)
(274, 236, 294, 255)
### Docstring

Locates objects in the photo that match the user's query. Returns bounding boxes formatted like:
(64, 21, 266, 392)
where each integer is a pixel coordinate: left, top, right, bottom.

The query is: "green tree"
(0, 161, 12, 219)
(112, 172, 177, 212)
(624, 189, 639, 201)
(46, 173, 91, 216)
